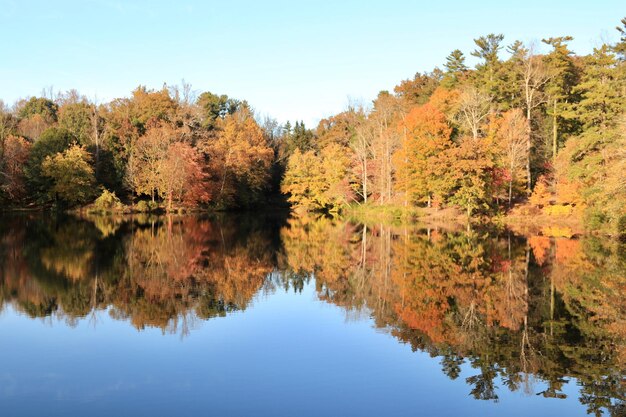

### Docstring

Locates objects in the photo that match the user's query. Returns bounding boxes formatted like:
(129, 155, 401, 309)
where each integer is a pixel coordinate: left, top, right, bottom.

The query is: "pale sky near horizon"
(0, 0, 623, 126)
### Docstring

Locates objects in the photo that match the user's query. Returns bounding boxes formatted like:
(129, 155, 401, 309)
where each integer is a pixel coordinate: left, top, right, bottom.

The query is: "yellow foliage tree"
(42, 144, 96, 205)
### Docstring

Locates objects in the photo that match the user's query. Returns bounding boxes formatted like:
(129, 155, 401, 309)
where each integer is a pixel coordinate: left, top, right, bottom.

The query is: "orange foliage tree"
(394, 102, 453, 207)
(201, 107, 274, 207)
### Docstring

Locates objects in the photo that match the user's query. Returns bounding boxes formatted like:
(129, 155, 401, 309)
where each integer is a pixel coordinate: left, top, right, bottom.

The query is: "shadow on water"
(0, 212, 624, 415)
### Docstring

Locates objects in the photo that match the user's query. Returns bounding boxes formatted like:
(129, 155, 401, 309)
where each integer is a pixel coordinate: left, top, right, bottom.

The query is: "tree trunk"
(526, 106, 532, 193)
(93, 105, 100, 178)
(509, 158, 514, 208)
(552, 99, 558, 164)
(363, 158, 367, 203)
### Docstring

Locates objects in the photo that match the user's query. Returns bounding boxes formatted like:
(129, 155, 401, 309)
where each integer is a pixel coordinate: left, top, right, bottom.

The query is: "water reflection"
(0, 213, 624, 415)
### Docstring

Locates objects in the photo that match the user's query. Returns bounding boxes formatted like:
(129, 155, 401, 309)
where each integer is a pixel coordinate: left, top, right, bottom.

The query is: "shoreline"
(2, 203, 620, 239)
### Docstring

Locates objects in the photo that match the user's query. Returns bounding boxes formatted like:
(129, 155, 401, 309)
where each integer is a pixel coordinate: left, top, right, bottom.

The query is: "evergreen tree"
(442, 49, 468, 87)
(542, 36, 580, 162)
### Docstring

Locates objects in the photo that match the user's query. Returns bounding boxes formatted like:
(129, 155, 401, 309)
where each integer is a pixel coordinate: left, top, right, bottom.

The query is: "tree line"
(0, 85, 285, 210)
(0, 19, 625, 232)
(282, 19, 626, 234)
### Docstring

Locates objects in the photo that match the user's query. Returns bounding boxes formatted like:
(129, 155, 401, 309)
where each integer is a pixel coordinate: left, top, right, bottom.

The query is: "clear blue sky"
(0, 0, 623, 126)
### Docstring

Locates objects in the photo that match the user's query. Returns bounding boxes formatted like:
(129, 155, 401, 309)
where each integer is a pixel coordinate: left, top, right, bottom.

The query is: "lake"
(0, 213, 623, 416)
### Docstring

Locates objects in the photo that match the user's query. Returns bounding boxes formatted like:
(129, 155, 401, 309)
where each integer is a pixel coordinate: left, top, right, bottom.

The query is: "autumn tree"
(160, 142, 209, 210)
(281, 149, 320, 209)
(370, 91, 402, 204)
(351, 111, 375, 203)
(282, 143, 352, 213)
(16, 96, 58, 141)
(456, 86, 491, 140)
(394, 70, 442, 106)
(445, 138, 496, 217)
(41, 144, 96, 206)
(201, 107, 274, 207)
(516, 44, 551, 190)
(0, 135, 31, 202)
(394, 102, 453, 207)
(58, 96, 93, 145)
(127, 123, 178, 202)
(24, 127, 75, 202)
(495, 109, 529, 206)
(316, 110, 361, 149)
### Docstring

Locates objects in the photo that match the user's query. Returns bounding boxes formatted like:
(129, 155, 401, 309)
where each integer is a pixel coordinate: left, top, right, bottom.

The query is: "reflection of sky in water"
(0, 279, 595, 417)
(0, 213, 622, 417)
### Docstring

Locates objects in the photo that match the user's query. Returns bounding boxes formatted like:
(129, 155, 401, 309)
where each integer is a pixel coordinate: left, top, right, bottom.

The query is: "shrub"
(92, 189, 123, 213)
(135, 200, 150, 213)
(541, 225, 574, 238)
(543, 204, 573, 216)
(135, 200, 160, 213)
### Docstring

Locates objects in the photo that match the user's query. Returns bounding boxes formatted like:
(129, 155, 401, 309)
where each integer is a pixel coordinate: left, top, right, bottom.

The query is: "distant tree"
(130, 86, 178, 130)
(394, 70, 443, 105)
(17, 97, 58, 122)
(58, 100, 93, 145)
(443, 50, 468, 86)
(286, 120, 315, 155)
(316, 110, 362, 149)
(197, 91, 240, 130)
(445, 49, 468, 73)
(471, 34, 505, 97)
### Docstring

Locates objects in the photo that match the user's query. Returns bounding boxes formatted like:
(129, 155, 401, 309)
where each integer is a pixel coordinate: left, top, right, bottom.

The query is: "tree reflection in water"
(0, 213, 623, 415)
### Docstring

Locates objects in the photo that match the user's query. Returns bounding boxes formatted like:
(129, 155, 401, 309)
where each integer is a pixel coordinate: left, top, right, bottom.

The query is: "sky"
(0, 0, 624, 126)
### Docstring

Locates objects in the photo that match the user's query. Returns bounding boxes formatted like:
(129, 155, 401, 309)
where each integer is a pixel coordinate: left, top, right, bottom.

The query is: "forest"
(0, 19, 625, 235)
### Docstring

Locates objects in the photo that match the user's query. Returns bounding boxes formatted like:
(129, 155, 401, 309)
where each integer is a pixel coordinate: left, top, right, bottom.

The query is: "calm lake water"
(0, 213, 624, 417)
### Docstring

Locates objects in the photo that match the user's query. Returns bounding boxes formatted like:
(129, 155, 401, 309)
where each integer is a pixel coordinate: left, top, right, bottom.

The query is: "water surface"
(0, 213, 624, 416)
